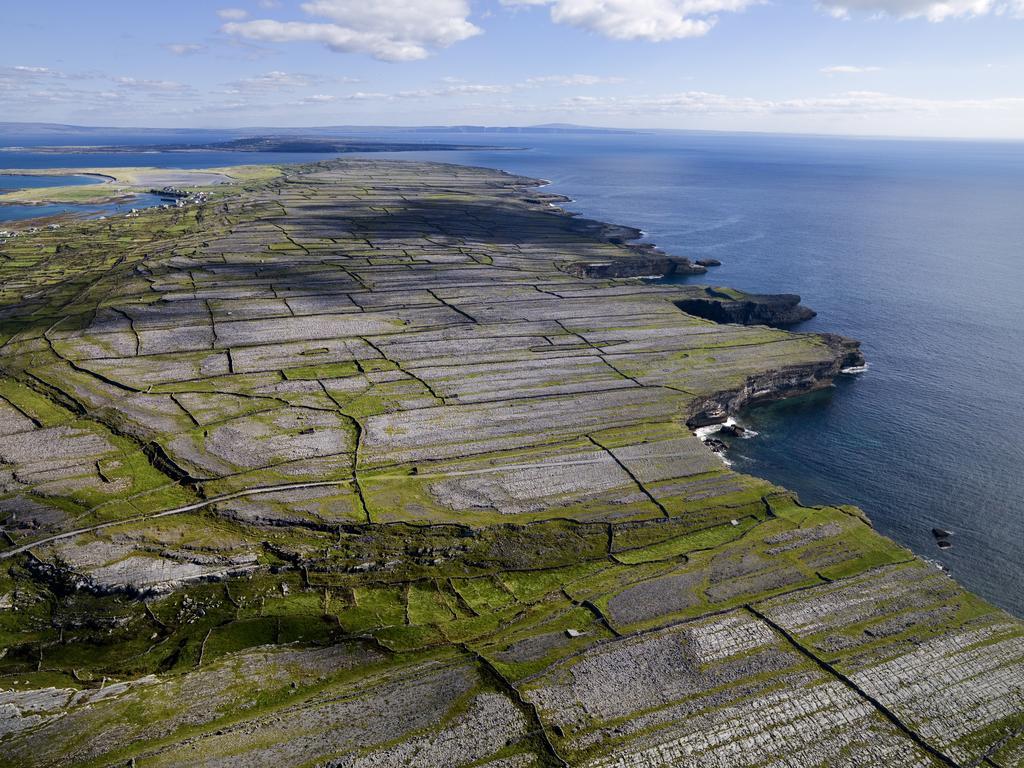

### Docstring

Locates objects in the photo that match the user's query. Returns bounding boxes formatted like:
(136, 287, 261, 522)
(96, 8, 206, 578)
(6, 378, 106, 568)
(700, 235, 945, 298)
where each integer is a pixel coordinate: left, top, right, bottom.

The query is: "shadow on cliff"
(0, 197, 642, 340)
(267, 197, 638, 246)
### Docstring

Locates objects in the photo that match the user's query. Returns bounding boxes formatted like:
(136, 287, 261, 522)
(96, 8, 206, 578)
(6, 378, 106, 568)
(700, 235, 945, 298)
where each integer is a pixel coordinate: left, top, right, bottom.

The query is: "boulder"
(704, 438, 728, 454)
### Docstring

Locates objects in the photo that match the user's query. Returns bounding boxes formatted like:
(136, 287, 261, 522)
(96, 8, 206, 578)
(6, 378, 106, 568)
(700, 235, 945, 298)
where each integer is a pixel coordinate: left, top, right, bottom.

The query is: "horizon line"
(2, 120, 1024, 145)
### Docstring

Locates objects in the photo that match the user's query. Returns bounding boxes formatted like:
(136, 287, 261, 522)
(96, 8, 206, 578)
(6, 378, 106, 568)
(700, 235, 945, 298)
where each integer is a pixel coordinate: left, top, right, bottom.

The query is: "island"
(0, 159, 1020, 767)
(11, 135, 509, 155)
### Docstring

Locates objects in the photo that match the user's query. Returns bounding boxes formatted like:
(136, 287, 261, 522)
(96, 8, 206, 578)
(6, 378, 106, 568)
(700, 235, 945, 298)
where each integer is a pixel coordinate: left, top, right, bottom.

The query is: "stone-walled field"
(0, 160, 1020, 767)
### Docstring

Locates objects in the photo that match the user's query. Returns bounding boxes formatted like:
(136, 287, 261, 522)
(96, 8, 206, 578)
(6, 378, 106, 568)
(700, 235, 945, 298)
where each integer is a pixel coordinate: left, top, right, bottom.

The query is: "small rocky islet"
(0, 159, 1021, 767)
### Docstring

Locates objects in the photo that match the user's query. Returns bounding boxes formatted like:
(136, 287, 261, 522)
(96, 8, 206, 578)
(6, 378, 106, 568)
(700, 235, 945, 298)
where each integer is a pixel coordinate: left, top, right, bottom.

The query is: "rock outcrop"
(687, 334, 864, 427)
(675, 286, 817, 327)
(565, 253, 706, 279)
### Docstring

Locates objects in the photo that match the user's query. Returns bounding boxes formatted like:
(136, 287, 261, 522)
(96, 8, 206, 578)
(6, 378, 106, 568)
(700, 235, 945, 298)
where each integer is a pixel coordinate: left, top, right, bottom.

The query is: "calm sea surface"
(4, 130, 1022, 615)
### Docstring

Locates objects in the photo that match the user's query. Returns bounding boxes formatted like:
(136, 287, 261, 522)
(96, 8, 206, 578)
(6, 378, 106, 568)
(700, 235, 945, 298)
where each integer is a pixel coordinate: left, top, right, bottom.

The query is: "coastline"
(0, 158, 1020, 767)
(497, 149, 1022, 615)
(0, 166, 240, 212)
(0, 166, 266, 226)
(523, 170, 867, 431)
(0, 170, 118, 182)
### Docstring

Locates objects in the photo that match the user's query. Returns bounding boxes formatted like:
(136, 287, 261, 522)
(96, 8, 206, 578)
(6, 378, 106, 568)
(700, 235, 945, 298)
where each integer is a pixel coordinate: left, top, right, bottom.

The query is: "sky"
(2, 0, 1023, 138)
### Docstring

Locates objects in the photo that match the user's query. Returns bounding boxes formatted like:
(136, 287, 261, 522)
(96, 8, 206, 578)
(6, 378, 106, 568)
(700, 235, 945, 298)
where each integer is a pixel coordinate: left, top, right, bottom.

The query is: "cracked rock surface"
(0, 160, 1019, 767)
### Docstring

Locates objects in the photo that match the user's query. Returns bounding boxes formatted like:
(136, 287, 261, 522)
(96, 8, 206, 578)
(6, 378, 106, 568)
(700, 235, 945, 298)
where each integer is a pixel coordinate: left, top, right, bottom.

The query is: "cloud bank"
(223, 0, 481, 61)
(502, 0, 761, 41)
(818, 0, 1024, 21)
(821, 65, 882, 73)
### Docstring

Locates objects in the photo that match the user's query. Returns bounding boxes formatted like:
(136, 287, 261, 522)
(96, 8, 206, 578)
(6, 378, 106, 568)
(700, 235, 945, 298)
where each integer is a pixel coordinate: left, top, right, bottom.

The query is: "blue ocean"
(3, 129, 1022, 615)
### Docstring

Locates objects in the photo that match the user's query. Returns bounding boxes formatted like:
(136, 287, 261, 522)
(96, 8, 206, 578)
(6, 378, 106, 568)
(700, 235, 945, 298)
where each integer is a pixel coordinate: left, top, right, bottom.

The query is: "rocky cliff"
(564, 252, 707, 279)
(675, 286, 817, 327)
(687, 334, 865, 426)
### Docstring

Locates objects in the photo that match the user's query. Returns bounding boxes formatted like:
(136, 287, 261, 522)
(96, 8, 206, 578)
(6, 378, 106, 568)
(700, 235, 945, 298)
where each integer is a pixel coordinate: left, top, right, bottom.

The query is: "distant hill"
(5, 134, 511, 155)
(0, 121, 635, 138)
(400, 124, 636, 134)
(0, 123, 226, 137)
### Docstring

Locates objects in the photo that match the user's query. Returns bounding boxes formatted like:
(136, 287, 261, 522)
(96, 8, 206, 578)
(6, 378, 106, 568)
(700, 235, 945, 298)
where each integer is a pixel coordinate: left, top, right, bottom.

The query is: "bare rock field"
(0, 159, 1019, 767)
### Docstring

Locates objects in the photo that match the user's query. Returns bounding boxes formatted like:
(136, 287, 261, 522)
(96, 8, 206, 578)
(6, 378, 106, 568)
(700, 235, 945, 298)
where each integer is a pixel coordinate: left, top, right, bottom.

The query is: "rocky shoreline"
(686, 333, 864, 427)
(536, 177, 858, 431)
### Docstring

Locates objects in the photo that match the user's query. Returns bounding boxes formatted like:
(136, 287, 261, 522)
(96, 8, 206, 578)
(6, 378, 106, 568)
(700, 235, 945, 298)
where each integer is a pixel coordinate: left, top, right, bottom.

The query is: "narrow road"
(0, 448, 718, 560)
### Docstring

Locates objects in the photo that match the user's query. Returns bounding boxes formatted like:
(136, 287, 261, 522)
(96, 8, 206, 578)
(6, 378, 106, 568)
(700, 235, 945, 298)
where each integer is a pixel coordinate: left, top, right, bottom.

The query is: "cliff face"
(675, 287, 817, 327)
(564, 253, 707, 279)
(687, 334, 865, 426)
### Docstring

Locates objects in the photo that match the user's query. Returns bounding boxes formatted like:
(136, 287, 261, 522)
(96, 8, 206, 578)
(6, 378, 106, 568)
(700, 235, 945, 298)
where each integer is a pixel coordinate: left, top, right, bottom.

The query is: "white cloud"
(1, 65, 83, 80)
(165, 43, 206, 56)
(818, 0, 1024, 21)
(445, 83, 511, 93)
(297, 90, 389, 102)
(217, 8, 250, 20)
(396, 83, 514, 98)
(223, 0, 482, 61)
(502, 0, 761, 41)
(318, 75, 623, 102)
(527, 73, 626, 85)
(548, 89, 1024, 116)
(12, 65, 56, 75)
(821, 64, 882, 73)
(2, 65, 106, 83)
(2, 73, 197, 113)
(294, 91, 385, 104)
(115, 77, 190, 92)
(228, 70, 316, 91)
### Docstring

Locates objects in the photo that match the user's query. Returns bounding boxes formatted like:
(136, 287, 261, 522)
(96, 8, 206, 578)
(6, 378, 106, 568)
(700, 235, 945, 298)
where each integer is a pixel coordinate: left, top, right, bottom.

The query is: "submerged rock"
(720, 423, 748, 438)
(705, 438, 728, 453)
(696, 258, 722, 267)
